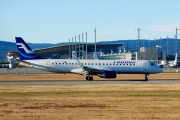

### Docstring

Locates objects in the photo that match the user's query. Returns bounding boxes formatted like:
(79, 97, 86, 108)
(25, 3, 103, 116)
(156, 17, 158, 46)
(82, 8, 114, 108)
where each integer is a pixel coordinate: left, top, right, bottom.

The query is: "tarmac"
(0, 68, 180, 85)
(0, 79, 180, 85)
(0, 68, 180, 74)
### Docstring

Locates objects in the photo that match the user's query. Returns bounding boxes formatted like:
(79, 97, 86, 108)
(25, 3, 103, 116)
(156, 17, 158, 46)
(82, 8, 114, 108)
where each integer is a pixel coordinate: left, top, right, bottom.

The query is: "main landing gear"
(86, 75, 93, 81)
(145, 74, 149, 81)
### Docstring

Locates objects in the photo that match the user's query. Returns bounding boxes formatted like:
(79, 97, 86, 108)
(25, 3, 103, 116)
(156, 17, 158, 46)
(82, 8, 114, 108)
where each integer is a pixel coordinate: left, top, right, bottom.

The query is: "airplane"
(168, 53, 178, 68)
(15, 37, 163, 81)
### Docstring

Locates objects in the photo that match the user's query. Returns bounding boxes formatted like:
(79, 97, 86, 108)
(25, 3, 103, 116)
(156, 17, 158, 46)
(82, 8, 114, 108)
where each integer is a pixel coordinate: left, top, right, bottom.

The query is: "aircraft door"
(143, 63, 148, 70)
(46, 61, 50, 68)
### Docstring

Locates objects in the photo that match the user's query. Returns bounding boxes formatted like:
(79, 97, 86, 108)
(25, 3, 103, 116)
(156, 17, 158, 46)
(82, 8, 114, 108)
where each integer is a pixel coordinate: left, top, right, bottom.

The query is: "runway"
(1, 67, 179, 74)
(0, 68, 180, 85)
(1, 79, 180, 85)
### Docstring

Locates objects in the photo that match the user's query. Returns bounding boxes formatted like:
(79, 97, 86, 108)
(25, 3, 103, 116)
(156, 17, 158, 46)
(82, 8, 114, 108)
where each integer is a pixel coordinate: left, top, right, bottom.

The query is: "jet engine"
(101, 70, 117, 78)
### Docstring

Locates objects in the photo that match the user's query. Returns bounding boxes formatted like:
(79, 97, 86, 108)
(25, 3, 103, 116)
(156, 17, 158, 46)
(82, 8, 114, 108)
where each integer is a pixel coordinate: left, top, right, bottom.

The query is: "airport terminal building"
(33, 43, 123, 59)
(7, 43, 123, 60)
(7, 42, 166, 62)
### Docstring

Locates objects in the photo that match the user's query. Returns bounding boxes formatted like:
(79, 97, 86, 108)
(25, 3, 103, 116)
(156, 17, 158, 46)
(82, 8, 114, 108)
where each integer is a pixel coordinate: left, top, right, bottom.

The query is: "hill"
(0, 38, 179, 61)
(0, 40, 55, 61)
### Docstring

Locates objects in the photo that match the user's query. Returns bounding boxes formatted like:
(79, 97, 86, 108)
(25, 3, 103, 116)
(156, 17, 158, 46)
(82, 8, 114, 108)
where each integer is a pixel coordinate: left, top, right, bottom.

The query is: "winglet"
(71, 51, 83, 67)
(15, 37, 44, 60)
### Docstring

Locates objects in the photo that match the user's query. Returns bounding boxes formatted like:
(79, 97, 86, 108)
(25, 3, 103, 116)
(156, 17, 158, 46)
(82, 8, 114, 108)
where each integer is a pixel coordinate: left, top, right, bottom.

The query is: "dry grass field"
(0, 84, 180, 120)
(0, 73, 180, 120)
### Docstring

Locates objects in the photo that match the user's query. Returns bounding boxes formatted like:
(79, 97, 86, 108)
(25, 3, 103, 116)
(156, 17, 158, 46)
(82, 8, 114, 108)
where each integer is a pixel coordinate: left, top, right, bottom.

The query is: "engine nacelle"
(101, 70, 117, 78)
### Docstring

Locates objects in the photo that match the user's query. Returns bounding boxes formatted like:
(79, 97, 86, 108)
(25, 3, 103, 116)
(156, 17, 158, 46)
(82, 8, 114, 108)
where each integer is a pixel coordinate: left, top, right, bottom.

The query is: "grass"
(0, 90, 180, 98)
(0, 84, 180, 120)
(0, 72, 179, 119)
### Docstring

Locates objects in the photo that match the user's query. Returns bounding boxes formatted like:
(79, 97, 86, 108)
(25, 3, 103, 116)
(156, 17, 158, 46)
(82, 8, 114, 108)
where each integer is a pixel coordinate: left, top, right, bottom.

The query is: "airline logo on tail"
(15, 37, 43, 60)
(16, 43, 34, 54)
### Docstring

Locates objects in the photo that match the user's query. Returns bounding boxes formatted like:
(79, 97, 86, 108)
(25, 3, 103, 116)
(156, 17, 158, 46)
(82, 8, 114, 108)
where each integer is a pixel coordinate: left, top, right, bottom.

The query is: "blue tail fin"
(15, 37, 44, 60)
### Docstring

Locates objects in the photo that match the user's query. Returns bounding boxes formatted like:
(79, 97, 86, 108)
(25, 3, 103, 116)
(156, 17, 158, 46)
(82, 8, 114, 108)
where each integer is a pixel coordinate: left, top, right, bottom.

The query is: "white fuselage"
(168, 53, 178, 67)
(168, 61, 177, 67)
(19, 59, 163, 74)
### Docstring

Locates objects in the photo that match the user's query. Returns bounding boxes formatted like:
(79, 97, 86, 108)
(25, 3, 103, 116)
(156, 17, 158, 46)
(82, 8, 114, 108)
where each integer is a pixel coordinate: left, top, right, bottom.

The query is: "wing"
(71, 65, 114, 76)
(82, 65, 112, 74)
(71, 62, 114, 75)
(76, 65, 117, 78)
(71, 55, 117, 78)
(73, 57, 112, 73)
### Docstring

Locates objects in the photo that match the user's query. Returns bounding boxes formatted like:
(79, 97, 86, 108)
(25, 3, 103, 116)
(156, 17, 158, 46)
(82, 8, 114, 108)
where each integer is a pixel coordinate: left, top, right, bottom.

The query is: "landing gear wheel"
(89, 76, 93, 81)
(86, 76, 93, 81)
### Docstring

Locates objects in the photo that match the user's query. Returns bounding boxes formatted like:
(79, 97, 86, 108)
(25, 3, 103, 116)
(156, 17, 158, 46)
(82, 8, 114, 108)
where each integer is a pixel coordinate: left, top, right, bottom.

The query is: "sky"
(1, 0, 180, 43)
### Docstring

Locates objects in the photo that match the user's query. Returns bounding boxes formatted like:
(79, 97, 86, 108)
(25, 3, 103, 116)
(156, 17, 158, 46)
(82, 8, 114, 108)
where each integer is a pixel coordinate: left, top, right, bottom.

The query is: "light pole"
(167, 36, 169, 55)
(75, 36, 76, 55)
(135, 28, 143, 60)
(175, 28, 180, 53)
(85, 32, 87, 59)
(175, 28, 180, 70)
(78, 34, 80, 59)
(136, 28, 143, 51)
(82, 33, 84, 59)
(72, 37, 73, 59)
(69, 38, 71, 59)
(94, 28, 96, 54)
